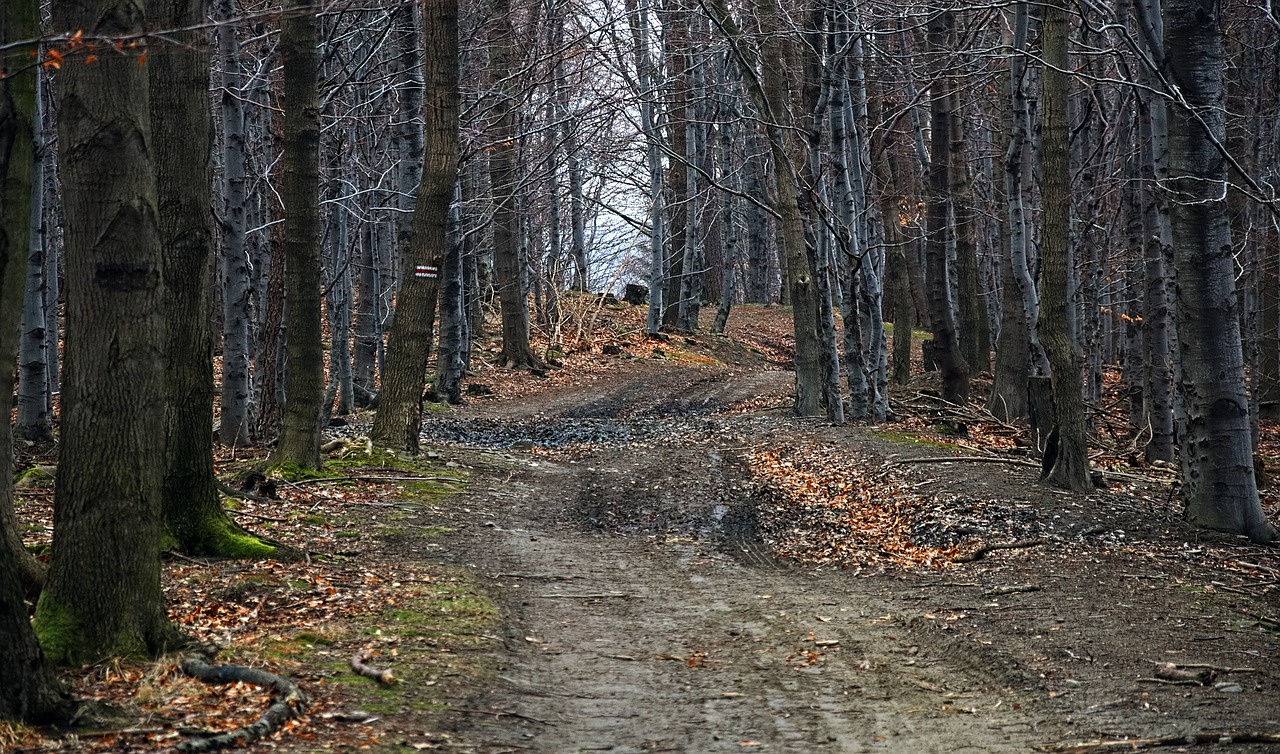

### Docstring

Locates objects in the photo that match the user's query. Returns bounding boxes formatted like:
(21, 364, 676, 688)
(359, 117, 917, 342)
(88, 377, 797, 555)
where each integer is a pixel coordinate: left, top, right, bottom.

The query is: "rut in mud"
(419, 364, 1045, 753)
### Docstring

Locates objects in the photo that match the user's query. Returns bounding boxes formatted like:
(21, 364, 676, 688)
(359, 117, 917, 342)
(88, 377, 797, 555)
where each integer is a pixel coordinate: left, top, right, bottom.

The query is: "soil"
(391, 345, 1280, 753)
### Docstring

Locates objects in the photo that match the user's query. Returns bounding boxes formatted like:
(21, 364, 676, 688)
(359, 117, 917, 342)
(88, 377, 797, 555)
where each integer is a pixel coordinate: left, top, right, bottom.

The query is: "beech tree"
(33, 0, 178, 663)
(1037, 0, 1091, 492)
(148, 0, 275, 556)
(371, 0, 460, 451)
(1163, 0, 1276, 542)
(269, 0, 324, 470)
(0, 0, 70, 721)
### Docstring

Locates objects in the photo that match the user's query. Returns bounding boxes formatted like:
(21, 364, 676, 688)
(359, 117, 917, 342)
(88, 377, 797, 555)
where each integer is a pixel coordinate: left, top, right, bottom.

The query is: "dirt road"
(420, 359, 1279, 753)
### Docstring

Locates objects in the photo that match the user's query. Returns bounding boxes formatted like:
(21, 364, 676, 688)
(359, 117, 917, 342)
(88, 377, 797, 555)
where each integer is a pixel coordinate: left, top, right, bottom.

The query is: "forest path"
(422, 361, 1053, 752)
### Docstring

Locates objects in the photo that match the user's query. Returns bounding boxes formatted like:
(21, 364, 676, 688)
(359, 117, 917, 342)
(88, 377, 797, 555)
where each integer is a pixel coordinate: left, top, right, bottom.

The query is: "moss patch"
(871, 430, 964, 452)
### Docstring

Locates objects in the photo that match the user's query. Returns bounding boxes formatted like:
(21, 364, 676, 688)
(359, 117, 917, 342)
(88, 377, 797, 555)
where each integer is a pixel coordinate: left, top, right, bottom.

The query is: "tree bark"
(0, 0, 50, 602)
(488, 0, 540, 368)
(270, 0, 325, 470)
(149, 0, 275, 558)
(217, 0, 254, 447)
(34, 0, 179, 662)
(1037, 0, 1092, 492)
(15, 69, 52, 443)
(371, 0, 460, 451)
(924, 8, 970, 405)
(1164, 0, 1276, 542)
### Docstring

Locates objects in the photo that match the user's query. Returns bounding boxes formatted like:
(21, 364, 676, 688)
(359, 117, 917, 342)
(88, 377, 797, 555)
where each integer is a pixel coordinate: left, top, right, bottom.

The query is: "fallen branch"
(534, 592, 638, 599)
(350, 647, 397, 685)
(1046, 731, 1280, 752)
(952, 538, 1046, 563)
(885, 456, 1041, 470)
(171, 657, 308, 753)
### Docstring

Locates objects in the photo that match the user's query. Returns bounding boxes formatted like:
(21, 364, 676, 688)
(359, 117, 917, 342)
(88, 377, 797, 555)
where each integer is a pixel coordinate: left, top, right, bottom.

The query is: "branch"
(170, 657, 308, 753)
(350, 647, 397, 685)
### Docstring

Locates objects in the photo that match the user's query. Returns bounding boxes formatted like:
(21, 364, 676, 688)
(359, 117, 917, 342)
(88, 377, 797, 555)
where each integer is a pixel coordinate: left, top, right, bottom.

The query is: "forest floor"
(7, 299, 1280, 753)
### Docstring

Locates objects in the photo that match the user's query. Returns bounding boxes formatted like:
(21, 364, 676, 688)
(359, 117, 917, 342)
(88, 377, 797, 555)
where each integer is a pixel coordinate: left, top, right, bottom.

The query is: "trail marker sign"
(415, 265, 439, 279)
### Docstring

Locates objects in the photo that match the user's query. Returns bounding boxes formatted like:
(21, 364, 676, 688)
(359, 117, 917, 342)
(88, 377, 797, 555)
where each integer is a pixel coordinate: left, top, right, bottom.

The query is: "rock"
(466, 383, 495, 397)
(1215, 682, 1244, 693)
(623, 283, 649, 306)
(603, 344, 623, 356)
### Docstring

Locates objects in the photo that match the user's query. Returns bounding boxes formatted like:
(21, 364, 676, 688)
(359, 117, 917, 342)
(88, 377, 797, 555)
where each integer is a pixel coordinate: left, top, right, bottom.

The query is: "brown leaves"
(748, 442, 960, 570)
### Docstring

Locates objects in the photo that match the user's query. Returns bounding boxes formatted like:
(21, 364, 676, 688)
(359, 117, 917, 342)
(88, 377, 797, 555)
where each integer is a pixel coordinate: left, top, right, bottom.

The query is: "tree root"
(350, 647, 396, 685)
(169, 656, 308, 753)
(1047, 731, 1280, 752)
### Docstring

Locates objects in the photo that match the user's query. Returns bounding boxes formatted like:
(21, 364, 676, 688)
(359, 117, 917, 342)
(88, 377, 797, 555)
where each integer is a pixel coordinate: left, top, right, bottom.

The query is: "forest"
(2, 0, 1280, 748)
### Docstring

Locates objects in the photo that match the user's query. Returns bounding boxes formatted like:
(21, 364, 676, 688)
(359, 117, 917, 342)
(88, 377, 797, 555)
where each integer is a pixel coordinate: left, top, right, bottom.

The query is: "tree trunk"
(924, 9, 970, 405)
(15, 68, 52, 443)
(34, 0, 179, 662)
(988, 4, 1033, 420)
(1164, 0, 1276, 542)
(0, 0, 50, 601)
(217, 0, 254, 447)
(1036, 0, 1091, 492)
(436, 181, 468, 404)
(371, 0, 460, 451)
(150, 0, 275, 558)
(627, 0, 666, 334)
(488, 0, 540, 369)
(270, 0, 325, 470)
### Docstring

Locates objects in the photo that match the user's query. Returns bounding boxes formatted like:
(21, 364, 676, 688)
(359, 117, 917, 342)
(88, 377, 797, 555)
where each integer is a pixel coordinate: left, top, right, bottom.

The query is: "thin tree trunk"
(15, 78, 52, 442)
(1037, 0, 1091, 492)
(270, 0, 325, 470)
(217, 0, 254, 447)
(436, 181, 467, 404)
(924, 8, 969, 404)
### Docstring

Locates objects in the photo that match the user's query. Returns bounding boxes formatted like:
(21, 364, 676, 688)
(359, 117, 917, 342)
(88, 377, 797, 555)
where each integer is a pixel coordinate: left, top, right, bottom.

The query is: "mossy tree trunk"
(147, 0, 275, 558)
(33, 0, 179, 664)
(270, 0, 324, 470)
(0, 0, 71, 722)
(371, 0, 460, 451)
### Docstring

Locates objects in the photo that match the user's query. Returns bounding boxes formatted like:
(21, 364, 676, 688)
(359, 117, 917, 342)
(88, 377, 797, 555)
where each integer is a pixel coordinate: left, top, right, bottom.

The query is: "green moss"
(14, 465, 56, 489)
(202, 514, 278, 559)
(267, 460, 341, 482)
(32, 596, 80, 665)
(871, 430, 963, 451)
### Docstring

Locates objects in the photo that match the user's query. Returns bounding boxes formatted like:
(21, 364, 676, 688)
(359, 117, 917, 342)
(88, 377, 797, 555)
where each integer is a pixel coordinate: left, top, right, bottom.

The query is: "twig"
(350, 647, 396, 685)
(534, 592, 639, 599)
(286, 474, 463, 486)
(952, 538, 1046, 563)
